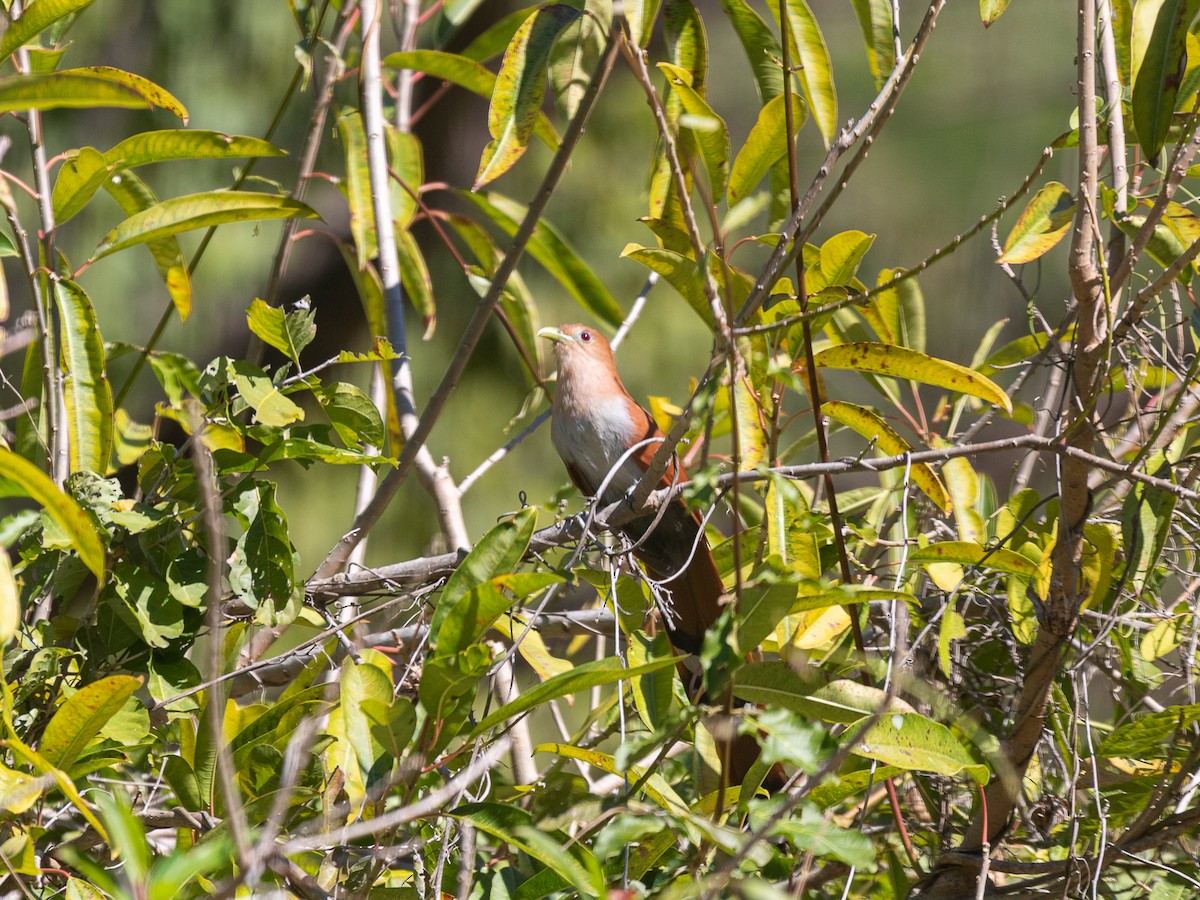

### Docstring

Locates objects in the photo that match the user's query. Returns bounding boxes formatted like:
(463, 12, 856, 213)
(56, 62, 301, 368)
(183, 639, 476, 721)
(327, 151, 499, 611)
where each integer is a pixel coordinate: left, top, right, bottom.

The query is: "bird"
(538, 323, 772, 790)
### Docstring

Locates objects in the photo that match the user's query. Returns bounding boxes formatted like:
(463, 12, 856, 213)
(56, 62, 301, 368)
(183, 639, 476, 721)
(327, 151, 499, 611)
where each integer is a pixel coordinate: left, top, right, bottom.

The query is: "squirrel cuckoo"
(538, 323, 769, 789)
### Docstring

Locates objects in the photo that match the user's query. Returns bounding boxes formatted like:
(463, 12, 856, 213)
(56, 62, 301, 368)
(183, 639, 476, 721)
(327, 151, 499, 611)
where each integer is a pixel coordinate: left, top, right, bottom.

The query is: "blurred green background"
(2, 0, 1078, 571)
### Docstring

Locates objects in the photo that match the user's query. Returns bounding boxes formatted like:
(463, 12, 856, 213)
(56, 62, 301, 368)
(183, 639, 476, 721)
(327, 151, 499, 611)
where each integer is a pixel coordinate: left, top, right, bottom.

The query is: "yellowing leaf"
(937, 609, 966, 677)
(0, 550, 18, 645)
(822, 400, 950, 512)
(773, 0, 838, 147)
(475, 5, 582, 188)
(997, 181, 1075, 264)
(813, 342, 1012, 413)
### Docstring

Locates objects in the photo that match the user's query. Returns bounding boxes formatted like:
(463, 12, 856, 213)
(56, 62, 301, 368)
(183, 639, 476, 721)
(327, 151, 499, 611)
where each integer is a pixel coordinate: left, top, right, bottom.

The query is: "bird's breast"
(550, 394, 641, 498)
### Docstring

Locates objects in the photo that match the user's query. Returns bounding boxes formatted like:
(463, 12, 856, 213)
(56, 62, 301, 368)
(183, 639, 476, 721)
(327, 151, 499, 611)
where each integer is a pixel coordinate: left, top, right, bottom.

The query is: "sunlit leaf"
(658, 62, 730, 198)
(337, 110, 376, 268)
(728, 93, 805, 203)
(850, 0, 895, 87)
(92, 192, 319, 260)
(813, 342, 1012, 412)
(909, 541, 1037, 577)
(383, 50, 559, 150)
(245, 297, 315, 366)
(980, 0, 1013, 27)
(39, 675, 142, 771)
(848, 712, 989, 783)
(773, 0, 838, 147)
(0, 67, 187, 119)
(822, 400, 949, 511)
(997, 181, 1074, 264)
(0, 0, 98, 64)
(1131, 0, 1199, 160)
(54, 279, 113, 475)
(474, 5, 582, 188)
(396, 228, 435, 339)
(103, 171, 191, 320)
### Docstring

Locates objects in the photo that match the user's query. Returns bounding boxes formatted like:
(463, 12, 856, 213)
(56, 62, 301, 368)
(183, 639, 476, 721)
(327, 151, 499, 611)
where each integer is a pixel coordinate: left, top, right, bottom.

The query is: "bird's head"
(537, 324, 623, 394)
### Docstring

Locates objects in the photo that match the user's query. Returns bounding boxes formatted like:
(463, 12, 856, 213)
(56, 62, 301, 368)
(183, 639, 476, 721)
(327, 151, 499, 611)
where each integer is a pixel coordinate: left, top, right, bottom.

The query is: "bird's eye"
(579, 330, 592, 343)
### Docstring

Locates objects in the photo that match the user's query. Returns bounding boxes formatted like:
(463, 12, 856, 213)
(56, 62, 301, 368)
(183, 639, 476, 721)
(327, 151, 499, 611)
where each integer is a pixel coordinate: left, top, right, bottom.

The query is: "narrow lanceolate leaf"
(452, 803, 606, 899)
(848, 711, 989, 783)
(91, 192, 319, 260)
(467, 656, 679, 740)
(909, 541, 1038, 577)
(822, 400, 950, 512)
(54, 130, 285, 224)
(627, 0, 663, 48)
(104, 171, 191, 321)
(1131, 0, 1200, 161)
(396, 228, 435, 338)
(980, 0, 1013, 27)
(383, 51, 559, 149)
(387, 127, 423, 228)
(813, 343, 1013, 413)
(728, 94, 806, 203)
(55, 279, 113, 475)
(657, 63, 730, 198)
(38, 676, 142, 771)
(462, 191, 623, 326)
(0, 67, 187, 119)
(849, 0, 895, 88)
(773, 0, 837, 147)
(997, 181, 1075, 264)
(620, 244, 711, 326)
(475, 5, 583, 189)
(549, 1, 610, 121)
(337, 111, 376, 269)
(0, 448, 104, 577)
(0, 0, 97, 64)
(720, 0, 785, 101)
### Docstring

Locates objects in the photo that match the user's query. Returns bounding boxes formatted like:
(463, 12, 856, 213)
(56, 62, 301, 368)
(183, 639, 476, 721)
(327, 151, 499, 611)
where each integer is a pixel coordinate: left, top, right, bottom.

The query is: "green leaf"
(619, 244, 711, 325)
(872, 267, 925, 352)
(1099, 701, 1200, 758)
(736, 577, 799, 656)
(734, 663, 913, 723)
(0, 0, 97, 64)
(96, 792, 149, 884)
(453, 803, 605, 899)
(822, 400, 950, 512)
(396, 227, 435, 339)
(980, 0, 1013, 27)
(0, 550, 17, 645)
(467, 656, 678, 740)
(0, 67, 187, 119)
(848, 711, 989, 783)
(549, 1, 610, 121)
(771, 806, 875, 867)
(340, 658, 395, 786)
(54, 130, 285, 224)
(429, 507, 537, 653)
(820, 230, 875, 286)
(657, 63, 730, 199)
(627, 0, 662, 48)
(0, 447, 104, 577)
(337, 110, 377, 269)
(474, 5, 583, 189)
(39, 675, 142, 771)
(245, 298, 315, 366)
(813, 342, 1012, 412)
(909, 541, 1038, 577)
(386, 127, 423, 228)
(92, 192, 320, 260)
(997, 181, 1075, 264)
(533, 741, 689, 814)
(773, 0, 838, 147)
(103, 171, 192, 320)
(383, 50, 559, 150)
(228, 481, 297, 617)
(938, 609, 966, 677)
(1131, 0, 1199, 161)
(1122, 461, 1177, 594)
(728, 93, 806, 204)
(228, 360, 304, 427)
(850, 0, 896, 88)
(720, 0, 785, 101)
(54, 279, 113, 475)
(462, 191, 622, 327)
(312, 381, 384, 448)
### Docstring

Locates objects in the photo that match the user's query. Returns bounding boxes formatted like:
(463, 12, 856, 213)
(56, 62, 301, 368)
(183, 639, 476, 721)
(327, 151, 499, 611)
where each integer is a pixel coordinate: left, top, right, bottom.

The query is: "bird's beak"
(537, 326, 568, 344)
